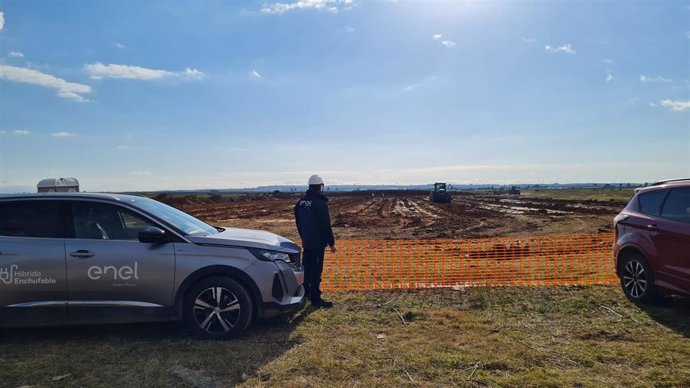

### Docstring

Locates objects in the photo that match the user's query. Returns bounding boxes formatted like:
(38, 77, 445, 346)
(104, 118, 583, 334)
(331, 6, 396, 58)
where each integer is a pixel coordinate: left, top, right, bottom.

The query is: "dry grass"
(1, 286, 689, 387)
(521, 188, 635, 202)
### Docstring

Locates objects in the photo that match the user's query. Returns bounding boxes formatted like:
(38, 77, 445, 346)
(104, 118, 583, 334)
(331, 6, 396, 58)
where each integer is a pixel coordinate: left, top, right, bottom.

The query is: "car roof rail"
(649, 178, 690, 187)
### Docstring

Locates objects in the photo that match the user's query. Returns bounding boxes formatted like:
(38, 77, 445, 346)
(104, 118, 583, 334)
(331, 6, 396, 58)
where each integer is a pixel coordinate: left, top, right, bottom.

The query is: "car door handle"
(69, 250, 95, 258)
(646, 224, 658, 231)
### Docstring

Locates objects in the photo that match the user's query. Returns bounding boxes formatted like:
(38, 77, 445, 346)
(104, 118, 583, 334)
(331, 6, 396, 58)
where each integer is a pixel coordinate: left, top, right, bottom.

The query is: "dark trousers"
(302, 248, 325, 302)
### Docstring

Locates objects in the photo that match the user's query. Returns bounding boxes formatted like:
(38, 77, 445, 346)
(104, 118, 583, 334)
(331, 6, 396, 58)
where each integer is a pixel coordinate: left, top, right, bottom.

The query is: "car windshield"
(133, 197, 218, 236)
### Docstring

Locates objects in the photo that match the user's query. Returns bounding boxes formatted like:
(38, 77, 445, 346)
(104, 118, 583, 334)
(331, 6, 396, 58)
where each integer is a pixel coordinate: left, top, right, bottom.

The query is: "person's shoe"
(311, 298, 333, 309)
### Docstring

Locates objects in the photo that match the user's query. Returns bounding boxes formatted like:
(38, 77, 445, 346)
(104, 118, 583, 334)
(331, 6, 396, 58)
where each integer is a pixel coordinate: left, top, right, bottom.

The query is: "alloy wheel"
(623, 260, 647, 299)
(193, 287, 241, 333)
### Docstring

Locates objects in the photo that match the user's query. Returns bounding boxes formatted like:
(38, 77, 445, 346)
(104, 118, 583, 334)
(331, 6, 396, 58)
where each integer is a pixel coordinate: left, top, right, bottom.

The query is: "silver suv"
(0, 193, 305, 339)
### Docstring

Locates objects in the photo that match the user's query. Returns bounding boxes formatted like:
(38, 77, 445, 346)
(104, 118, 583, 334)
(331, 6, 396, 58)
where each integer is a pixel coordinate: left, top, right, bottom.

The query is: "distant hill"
(125, 182, 642, 195)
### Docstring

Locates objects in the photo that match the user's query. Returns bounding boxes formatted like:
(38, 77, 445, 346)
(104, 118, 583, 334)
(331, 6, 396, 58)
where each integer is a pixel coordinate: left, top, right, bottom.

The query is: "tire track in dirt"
(162, 191, 620, 240)
(333, 198, 387, 227)
(397, 199, 440, 227)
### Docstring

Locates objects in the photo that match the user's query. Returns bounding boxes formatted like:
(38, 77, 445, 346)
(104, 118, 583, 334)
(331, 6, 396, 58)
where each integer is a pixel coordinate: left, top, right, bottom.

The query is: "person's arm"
(317, 200, 336, 251)
(294, 202, 303, 239)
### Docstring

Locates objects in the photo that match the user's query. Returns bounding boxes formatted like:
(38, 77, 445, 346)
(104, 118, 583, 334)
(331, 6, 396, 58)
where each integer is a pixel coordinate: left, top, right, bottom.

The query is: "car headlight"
(249, 248, 292, 263)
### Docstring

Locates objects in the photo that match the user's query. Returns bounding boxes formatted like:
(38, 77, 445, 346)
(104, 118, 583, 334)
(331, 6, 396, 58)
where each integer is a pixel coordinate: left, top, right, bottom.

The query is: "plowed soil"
(154, 190, 628, 241)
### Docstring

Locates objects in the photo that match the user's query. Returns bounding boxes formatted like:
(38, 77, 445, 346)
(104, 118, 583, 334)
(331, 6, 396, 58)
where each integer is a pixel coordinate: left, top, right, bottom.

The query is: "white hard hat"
(308, 175, 324, 185)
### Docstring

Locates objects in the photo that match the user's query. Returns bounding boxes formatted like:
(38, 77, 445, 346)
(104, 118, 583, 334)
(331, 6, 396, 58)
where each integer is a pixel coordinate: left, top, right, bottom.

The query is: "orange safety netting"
(317, 233, 618, 291)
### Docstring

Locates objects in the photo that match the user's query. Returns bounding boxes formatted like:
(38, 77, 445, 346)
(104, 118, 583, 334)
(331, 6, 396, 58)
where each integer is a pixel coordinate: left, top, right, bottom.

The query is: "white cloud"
(654, 99, 690, 112)
(606, 73, 613, 82)
(261, 0, 355, 14)
(8, 51, 24, 58)
(51, 131, 78, 137)
(1, 129, 31, 136)
(182, 67, 204, 80)
(0, 11, 4, 31)
(401, 75, 437, 93)
(23, 62, 49, 71)
(432, 33, 455, 47)
(130, 171, 153, 176)
(521, 37, 535, 43)
(345, 26, 355, 33)
(114, 43, 126, 49)
(116, 145, 129, 150)
(85, 62, 170, 80)
(639, 75, 672, 83)
(602, 58, 613, 64)
(250, 69, 262, 79)
(544, 44, 576, 54)
(0, 65, 91, 102)
(84, 62, 204, 81)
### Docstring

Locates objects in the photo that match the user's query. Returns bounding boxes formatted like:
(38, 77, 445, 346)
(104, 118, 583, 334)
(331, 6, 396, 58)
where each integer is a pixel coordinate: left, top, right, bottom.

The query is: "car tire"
(183, 276, 254, 339)
(619, 252, 659, 304)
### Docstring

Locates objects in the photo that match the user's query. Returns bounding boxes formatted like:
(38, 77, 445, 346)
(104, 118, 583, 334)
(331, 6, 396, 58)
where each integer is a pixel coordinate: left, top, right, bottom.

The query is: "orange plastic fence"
(317, 233, 618, 291)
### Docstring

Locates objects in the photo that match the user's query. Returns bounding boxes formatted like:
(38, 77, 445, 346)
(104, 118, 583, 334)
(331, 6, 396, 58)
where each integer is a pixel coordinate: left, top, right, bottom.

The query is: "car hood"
(187, 227, 300, 253)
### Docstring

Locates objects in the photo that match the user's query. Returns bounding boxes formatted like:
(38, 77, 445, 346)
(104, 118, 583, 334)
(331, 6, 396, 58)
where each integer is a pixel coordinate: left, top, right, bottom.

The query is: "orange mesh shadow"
(313, 233, 617, 291)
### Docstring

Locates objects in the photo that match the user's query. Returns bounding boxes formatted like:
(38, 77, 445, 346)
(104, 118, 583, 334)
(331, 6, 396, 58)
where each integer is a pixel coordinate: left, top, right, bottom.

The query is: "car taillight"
(613, 214, 629, 225)
(613, 214, 629, 240)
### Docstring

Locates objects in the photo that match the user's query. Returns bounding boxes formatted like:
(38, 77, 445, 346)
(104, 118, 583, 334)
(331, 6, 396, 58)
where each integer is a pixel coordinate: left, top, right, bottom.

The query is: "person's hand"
(329, 245, 337, 253)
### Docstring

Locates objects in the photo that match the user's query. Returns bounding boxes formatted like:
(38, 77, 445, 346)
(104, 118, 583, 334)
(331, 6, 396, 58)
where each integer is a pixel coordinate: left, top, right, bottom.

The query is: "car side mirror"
(138, 226, 169, 244)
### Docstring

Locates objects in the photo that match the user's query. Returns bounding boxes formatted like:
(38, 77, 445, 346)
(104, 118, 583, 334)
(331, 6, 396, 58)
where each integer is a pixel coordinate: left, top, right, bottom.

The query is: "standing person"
(294, 174, 337, 308)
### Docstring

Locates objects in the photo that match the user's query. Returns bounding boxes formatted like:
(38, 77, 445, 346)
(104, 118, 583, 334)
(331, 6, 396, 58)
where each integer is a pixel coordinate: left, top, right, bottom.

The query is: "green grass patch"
(1, 287, 688, 387)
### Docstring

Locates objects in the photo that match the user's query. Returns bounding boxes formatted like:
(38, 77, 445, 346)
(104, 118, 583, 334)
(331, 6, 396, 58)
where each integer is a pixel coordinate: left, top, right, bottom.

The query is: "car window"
(131, 197, 218, 236)
(638, 190, 668, 216)
(660, 188, 690, 224)
(0, 201, 61, 238)
(72, 202, 157, 240)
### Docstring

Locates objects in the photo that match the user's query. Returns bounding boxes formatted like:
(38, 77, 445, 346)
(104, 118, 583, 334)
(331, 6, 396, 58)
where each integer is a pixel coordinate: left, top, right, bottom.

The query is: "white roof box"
(37, 177, 80, 193)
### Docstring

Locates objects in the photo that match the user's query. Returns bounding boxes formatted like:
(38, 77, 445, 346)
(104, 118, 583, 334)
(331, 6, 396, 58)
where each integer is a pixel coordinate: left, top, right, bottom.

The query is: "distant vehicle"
(613, 178, 690, 303)
(430, 182, 451, 203)
(492, 186, 521, 195)
(0, 193, 304, 339)
(37, 177, 79, 193)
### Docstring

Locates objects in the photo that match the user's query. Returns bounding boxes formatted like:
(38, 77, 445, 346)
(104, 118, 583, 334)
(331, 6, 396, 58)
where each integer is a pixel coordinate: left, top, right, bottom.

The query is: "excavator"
(429, 182, 451, 203)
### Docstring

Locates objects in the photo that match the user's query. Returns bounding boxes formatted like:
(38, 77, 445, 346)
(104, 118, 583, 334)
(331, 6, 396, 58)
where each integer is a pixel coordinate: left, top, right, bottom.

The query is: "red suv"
(614, 179, 690, 303)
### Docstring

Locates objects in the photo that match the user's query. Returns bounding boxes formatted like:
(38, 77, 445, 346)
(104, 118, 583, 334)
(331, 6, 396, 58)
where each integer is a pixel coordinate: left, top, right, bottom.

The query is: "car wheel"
(184, 277, 254, 339)
(619, 252, 659, 304)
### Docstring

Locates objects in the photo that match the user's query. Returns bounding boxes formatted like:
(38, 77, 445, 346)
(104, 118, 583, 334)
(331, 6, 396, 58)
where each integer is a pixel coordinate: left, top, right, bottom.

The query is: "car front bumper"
(260, 286, 306, 319)
(256, 260, 305, 319)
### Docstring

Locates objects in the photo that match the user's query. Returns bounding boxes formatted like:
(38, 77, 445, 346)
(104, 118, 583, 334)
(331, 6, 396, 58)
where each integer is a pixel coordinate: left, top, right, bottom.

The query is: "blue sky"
(0, 0, 688, 192)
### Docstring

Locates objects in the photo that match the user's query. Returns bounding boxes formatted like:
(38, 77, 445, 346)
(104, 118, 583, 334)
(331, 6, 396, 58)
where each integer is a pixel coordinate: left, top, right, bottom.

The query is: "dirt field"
(154, 189, 632, 241)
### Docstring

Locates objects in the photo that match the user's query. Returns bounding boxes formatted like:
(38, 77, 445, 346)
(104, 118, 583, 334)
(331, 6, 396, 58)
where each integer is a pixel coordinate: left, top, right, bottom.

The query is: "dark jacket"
(294, 189, 335, 250)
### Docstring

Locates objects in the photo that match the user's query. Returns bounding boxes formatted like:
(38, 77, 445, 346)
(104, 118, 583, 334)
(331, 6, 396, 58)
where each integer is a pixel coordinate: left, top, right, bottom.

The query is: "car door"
(622, 189, 668, 264)
(0, 200, 68, 326)
(654, 188, 690, 295)
(65, 200, 176, 324)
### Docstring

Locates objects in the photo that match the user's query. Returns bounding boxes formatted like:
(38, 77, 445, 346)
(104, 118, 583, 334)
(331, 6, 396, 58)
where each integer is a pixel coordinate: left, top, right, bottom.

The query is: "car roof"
(635, 179, 690, 194)
(0, 192, 149, 203)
